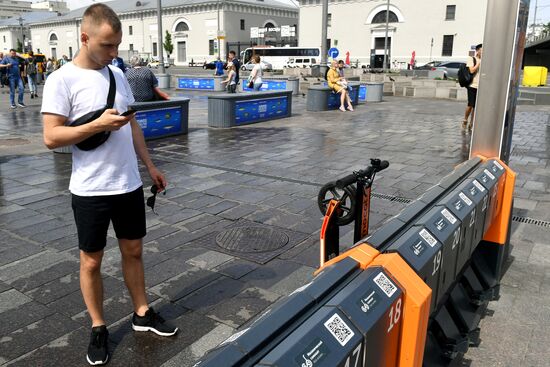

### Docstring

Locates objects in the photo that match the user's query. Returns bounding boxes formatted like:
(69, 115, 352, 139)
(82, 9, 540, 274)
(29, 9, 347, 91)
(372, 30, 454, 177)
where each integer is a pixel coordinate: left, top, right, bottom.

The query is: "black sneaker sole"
(131, 323, 178, 336)
(86, 353, 109, 365)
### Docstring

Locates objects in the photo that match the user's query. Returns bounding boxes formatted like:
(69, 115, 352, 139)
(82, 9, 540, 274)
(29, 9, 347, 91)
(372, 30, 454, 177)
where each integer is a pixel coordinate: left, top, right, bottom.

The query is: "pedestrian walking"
(41, 4, 177, 366)
(214, 57, 224, 76)
(45, 58, 54, 79)
(227, 50, 241, 85)
(112, 55, 126, 72)
(221, 62, 237, 93)
(0, 49, 26, 108)
(463, 44, 482, 131)
(26, 51, 39, 99)
(125, 55, 169, 102)
(247, 54, 263, 91)
(59, 54, 69, 67)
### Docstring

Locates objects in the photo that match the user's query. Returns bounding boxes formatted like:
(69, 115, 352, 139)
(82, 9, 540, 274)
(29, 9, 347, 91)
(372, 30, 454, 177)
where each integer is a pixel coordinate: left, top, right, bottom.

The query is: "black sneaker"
(17, 103, 26, 108)
(10, 104, 16, 109)
(87, 325, 109, 365)
(131, 308, 178, 336)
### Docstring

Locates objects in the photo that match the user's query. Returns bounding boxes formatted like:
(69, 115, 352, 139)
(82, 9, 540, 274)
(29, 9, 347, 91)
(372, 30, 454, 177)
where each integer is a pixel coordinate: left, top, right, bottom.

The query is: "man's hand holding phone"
(95, 108, 135, 132)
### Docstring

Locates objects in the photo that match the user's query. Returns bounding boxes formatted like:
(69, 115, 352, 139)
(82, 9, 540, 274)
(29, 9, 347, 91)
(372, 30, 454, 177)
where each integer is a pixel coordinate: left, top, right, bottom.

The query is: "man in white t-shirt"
(463, 44, 482, 131)
(41, 4, 177, 365)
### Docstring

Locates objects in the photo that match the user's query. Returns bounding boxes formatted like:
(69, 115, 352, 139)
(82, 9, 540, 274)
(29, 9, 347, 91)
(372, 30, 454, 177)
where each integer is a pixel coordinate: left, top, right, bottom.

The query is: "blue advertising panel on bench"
(136, 107, 182, 139)
(359, 84, 367, 101)
(243, 80, 287, 92)
(178, 77, 215, 90)
(235, 96, 288, 125)
(131, 98, 189, 139)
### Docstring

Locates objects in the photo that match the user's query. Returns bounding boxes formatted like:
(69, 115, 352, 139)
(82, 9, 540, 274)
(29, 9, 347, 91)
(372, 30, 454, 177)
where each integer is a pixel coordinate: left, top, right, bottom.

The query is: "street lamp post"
(156, 0, 165, 74)
(320, 0, 328, 76)
(382, 0, 390, 72)
(17, 16, 24, 52)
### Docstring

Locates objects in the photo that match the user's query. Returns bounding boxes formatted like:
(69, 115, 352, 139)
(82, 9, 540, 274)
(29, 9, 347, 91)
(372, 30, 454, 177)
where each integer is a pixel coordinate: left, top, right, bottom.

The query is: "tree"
(16, 39, 23, 53)
(163, 31, 173, 57)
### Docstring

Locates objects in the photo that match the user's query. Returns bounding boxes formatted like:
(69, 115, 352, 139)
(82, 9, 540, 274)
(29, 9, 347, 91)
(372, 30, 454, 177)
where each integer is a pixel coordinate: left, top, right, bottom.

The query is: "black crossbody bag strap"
(74, 66, 117, 151)
(106, 66, 116, 108)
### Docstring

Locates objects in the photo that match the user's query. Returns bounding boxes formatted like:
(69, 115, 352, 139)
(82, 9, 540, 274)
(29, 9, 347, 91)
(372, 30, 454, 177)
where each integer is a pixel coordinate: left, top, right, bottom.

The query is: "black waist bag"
(70, 67, 116, 151)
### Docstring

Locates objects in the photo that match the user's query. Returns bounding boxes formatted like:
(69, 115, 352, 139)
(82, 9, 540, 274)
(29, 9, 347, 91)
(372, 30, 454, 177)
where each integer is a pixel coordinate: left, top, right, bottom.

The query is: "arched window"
(49, 33, 58, 41)
(175, 22, 189, 32)
(265, 22, 275, 29)
(371, 11, 398, 24)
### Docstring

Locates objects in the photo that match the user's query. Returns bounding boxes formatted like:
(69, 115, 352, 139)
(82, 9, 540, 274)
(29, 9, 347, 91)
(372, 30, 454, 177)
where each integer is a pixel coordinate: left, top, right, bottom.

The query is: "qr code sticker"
(324, 313, 355, 346)
(373, 272, 397, 298)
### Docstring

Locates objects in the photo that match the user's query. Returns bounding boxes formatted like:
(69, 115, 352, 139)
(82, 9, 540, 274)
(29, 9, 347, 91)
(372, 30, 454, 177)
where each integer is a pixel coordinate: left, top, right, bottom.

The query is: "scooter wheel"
(317, 181, 356, 226)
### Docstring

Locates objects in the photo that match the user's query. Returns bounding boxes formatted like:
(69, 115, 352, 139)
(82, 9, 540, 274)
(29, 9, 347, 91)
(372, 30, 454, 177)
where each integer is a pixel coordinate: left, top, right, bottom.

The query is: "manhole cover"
(0, 138, 30, 147)
(216, 226, 289, 253)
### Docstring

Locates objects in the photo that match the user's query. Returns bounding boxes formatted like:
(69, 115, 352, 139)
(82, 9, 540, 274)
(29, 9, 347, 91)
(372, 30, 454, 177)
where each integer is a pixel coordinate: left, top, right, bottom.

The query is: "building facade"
(28, 0, 298, 65)
(0, 0, 67, 20)
(298, 0, 487, 67)
(0, 11, 59, 53)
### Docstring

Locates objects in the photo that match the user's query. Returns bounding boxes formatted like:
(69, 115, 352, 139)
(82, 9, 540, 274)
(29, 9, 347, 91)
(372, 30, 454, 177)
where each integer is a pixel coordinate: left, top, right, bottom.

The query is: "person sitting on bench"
(327, 60, 353, 112)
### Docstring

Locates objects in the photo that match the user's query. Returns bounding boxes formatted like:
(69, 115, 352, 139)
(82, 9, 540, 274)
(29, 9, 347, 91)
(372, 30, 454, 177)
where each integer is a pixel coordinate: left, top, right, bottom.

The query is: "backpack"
(458, 57, 477, 87)
(26, 59, 36, 75)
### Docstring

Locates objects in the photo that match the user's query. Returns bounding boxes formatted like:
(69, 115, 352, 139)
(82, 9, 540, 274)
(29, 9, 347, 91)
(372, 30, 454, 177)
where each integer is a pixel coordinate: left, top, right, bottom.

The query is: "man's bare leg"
(80, 250, 106, 327)
(118, 238, 148, 316)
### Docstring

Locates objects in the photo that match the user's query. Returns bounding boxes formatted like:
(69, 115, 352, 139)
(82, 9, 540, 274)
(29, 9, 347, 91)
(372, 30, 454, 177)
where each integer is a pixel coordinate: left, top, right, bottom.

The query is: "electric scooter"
(317, 158, 389, 266)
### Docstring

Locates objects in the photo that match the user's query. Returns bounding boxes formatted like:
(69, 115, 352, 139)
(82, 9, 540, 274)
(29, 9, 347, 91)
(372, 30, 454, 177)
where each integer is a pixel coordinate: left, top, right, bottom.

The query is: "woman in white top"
(221, 62, 237, 93)
(248, 55, 263, 91)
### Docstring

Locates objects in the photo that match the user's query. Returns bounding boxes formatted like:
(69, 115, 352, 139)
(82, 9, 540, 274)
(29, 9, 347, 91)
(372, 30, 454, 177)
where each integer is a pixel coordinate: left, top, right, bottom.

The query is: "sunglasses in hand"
(146, 184, 166, 214)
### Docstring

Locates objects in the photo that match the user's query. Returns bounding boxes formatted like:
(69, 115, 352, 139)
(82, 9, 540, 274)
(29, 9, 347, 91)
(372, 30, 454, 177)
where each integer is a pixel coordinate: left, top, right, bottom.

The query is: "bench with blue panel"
(208, 90, 292, 127)
(174, 75, 225, 91)
(240, 77, 300, 95)
(130, 98, 189, 139)
(306, 82, 361, 111)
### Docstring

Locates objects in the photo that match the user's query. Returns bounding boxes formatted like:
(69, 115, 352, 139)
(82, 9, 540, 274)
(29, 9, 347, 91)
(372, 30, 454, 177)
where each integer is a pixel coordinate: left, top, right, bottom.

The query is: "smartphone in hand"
(120, 109, 136, 117)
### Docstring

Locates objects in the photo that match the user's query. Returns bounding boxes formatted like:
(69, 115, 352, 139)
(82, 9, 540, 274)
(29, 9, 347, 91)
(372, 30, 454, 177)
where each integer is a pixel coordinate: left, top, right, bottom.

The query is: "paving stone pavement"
(0, 83, 550, 366)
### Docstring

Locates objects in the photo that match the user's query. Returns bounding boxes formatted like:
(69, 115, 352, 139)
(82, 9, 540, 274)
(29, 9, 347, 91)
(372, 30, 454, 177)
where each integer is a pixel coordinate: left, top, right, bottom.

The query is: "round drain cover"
(216, 226, 289, 253)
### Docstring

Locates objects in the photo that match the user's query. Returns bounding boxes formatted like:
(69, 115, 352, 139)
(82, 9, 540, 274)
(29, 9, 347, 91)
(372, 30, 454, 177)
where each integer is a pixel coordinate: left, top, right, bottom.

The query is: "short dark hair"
(229, 50, 236, 56)
(9, 48, 16, 52)
(338, 60, 344, 64)
(82, 3, 121, 34)
(476, 44, 482, 50)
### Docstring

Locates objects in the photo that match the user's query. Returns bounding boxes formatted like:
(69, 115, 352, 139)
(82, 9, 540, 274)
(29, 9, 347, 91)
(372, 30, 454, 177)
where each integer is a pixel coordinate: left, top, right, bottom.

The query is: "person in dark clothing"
(125, 55, 169, 102)
(228, 50, 240, 84)
(0, 49, 26, 108)
(112, 56, 126, 72)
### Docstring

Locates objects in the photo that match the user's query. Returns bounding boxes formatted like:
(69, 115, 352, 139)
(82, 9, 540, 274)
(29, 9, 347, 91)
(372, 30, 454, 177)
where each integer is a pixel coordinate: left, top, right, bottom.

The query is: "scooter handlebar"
(335, 160, 389, 189)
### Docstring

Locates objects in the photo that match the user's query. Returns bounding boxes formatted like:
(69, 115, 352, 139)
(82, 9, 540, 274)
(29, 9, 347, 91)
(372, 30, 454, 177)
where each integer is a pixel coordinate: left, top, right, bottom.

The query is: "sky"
(24, 0, 550, 24)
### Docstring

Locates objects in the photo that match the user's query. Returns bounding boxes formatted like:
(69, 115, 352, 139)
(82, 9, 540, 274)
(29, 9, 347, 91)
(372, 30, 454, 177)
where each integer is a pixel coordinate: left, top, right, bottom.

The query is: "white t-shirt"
(466, 56, 481, 89)
(252, 63, 263, 84)
(41, 62, 142, 196)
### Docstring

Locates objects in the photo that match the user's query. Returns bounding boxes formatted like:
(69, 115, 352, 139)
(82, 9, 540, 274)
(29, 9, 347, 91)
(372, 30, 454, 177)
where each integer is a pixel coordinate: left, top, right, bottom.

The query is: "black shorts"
(467, 87, 477, 107)
(72, 186, 146, 253)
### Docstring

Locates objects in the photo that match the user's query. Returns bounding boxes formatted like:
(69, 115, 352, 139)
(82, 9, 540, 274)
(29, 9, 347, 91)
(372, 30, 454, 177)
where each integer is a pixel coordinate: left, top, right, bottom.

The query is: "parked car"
(147, 60, 169, 68)
(241, 60, 273, 71)
(433, 61, 465, 79)
(203, 60, 227, 70)
(285, 57, 317, 68)
(414, 61, 442, 70)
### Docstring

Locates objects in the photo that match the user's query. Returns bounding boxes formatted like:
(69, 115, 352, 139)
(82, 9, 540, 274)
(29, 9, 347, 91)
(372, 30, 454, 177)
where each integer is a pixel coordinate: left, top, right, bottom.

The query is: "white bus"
(240, 46, 321, 70)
